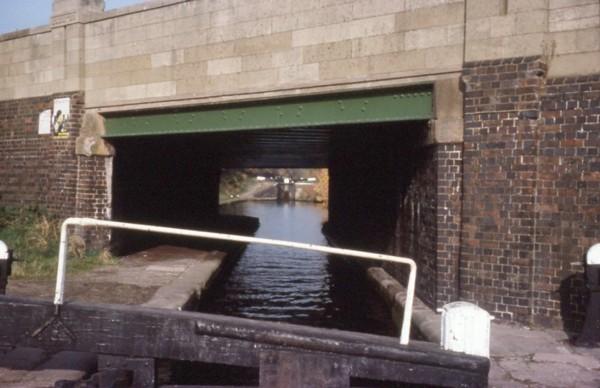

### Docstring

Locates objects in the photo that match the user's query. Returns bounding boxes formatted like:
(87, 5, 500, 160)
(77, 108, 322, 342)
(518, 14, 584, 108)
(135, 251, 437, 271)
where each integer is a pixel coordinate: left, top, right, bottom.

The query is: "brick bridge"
(0, 0, 598, 334)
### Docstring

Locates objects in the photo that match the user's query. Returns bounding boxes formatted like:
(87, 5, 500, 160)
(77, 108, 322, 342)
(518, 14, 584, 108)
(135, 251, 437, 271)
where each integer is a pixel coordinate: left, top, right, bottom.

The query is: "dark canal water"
(197, 201, 396, 337)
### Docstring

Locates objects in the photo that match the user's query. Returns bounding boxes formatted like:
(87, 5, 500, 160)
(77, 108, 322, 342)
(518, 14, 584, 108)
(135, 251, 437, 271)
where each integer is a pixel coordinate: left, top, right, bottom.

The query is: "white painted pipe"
(54, 217, 418, 345)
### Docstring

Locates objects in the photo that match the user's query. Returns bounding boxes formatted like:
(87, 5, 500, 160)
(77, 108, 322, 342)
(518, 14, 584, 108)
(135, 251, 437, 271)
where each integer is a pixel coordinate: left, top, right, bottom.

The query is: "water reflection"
(198, 201, 396, 336)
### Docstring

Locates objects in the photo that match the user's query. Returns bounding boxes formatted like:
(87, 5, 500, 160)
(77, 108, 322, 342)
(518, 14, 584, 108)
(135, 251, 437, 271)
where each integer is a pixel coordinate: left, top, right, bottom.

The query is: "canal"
(198, 200, 396, 337)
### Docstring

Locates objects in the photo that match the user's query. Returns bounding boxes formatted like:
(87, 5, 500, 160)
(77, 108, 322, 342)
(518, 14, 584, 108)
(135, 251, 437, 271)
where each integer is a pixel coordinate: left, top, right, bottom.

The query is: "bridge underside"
(108, 118, 447, 305)
(106, 85, 455, 309)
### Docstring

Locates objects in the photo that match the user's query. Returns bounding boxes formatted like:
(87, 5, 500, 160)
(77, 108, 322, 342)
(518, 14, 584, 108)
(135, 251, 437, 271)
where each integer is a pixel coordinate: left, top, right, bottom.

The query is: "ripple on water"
(197, 201, 397, 336)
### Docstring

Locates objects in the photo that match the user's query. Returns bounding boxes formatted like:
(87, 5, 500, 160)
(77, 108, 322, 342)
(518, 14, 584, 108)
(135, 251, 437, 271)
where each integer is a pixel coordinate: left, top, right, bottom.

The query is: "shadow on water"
(173, 201, 398, 386)
(196, 201, 396, 336)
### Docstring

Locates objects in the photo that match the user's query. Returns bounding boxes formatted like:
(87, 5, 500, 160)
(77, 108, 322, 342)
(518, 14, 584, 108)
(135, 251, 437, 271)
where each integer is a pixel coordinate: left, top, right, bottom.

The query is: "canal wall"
(0, 0, 598, 331)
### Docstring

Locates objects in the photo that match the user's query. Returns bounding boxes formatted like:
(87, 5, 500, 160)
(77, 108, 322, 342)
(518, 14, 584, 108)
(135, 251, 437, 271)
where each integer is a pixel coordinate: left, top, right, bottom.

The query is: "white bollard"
(439, 301, 494, 358)
(0, 240, 9, 260)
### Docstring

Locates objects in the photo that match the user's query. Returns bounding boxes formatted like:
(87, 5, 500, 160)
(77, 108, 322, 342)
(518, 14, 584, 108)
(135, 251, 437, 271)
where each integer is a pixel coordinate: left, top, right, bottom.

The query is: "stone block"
(241, 53, 272, 72)
(489, 15, 517, 38)
(32, 69, 53, 84)
(297, 4, 354, 31)
(233, 32, 292, 56)
(237, 68, 279, 90)
(129, 67, 172, 86)
(174, 62, 208, 80)
(271, 14, 298, 33)
(352, 0, 406, 19)
(368, 50, 426, 75)
(576, 27, 600, 51)
(117, 84, 146, 101)
(291, 15, 395, 47)
(406, 0, 463, 11)
(184, 42, 235, 63)
(172, 29, 209, 49)
(549, 31, 579, 55)
(204, 72, 240, 93)
(234, 0, 290, 24)
(424, 45, 463, 69)
(549, 16, 599, 32)
(352, 33, 403, 57)
(146, 81, 176, 98)
(207, 19, 271, 44)
(508, 0, 547, 12)
(151, 51, 174, 68)
(292, 0, 320, 12)
(405, 25, 456, 50)
(466, 0, 503, 19)
(464, 36, 504, 61)
(272, 48, 303, 67)
(207, 56, 241, 75)
(435, 77, 462, 120)
(303, 40, 352, 63)
(175, 76, 208, 95)
(194, 0, 233, 14)
(502, 33, 545, 58)
(278, 63, 319, 84)
(515, 11, 548, 35)
(550, 2, 599, 21)
(396, 2, 463, 31)
(550, 0, 598, 10)
(548, 51, 600, 77)
(210, 8, 235, 27)
(319, 57, 369, 80)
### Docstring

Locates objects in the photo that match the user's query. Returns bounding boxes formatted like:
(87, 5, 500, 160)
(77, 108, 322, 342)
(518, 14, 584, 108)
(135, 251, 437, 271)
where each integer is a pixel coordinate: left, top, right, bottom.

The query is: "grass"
(0, 207, 115, 279)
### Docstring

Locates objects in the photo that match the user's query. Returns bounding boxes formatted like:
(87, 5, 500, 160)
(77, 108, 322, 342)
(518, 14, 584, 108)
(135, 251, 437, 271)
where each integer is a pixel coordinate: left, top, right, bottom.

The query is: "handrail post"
(54, 218, 418, 345)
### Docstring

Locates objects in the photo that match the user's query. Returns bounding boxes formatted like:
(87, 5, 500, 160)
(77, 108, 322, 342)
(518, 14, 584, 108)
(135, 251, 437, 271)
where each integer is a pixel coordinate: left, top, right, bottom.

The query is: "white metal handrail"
(54, 217, 417, 345)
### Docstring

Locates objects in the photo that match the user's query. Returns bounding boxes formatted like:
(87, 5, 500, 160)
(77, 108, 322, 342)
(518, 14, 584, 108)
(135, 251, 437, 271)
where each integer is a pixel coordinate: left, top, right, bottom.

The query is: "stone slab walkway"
(8, 245, 226, 307)
(368, 267, 600, 387)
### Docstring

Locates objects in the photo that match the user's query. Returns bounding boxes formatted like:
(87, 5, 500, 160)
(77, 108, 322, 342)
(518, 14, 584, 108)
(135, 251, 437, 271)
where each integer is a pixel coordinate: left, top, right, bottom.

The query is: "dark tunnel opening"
(107, 120, 436, 300)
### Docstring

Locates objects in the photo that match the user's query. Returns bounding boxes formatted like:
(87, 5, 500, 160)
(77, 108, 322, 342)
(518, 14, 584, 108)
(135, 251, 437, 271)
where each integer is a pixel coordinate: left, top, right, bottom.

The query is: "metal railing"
(54, 217, 417, 345)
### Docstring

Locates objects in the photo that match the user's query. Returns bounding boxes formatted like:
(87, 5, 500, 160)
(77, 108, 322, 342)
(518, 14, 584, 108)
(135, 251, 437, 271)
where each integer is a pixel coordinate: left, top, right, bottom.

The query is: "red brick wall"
(436, 143, 463, 305)
(387, 143, 462, 308)
(0, 93, 83, 215)
(534, 74, 600, 330)
(0, 92, 111, 246)
(394, 145, 438, 306)
(461, 56, 600, 329)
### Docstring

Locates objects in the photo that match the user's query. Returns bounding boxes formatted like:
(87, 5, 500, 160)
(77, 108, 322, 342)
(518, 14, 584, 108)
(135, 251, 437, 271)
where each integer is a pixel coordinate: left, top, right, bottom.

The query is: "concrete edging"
(142, 251, 226, 310)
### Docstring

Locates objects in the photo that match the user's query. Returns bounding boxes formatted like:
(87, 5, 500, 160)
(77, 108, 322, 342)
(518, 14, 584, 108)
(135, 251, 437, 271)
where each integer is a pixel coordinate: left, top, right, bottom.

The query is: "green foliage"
(0, 207, 114, 279)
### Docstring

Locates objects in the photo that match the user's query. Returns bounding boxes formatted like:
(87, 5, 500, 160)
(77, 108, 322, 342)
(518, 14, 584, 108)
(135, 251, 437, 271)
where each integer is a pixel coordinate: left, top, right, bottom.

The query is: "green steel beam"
(104, 87, 432, 137)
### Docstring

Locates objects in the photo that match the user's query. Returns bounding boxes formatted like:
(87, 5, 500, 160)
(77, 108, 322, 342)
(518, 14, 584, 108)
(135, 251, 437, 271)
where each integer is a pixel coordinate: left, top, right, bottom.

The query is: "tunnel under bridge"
(102, 84, 462, 311)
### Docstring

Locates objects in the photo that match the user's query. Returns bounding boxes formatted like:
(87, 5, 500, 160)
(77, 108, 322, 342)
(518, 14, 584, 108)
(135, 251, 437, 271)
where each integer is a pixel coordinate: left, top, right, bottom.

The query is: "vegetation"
(0, 207, 114, 279)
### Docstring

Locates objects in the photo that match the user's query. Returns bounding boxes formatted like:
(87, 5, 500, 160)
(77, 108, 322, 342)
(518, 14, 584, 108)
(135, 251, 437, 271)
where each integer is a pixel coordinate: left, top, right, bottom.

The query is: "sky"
(0, 0, 145, 34)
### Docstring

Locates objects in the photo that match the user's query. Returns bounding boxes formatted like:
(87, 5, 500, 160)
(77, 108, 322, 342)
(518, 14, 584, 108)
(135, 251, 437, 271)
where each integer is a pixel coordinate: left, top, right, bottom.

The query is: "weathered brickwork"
(388, 143, 462, 308)
(394, 145, 438, 307)
(461, 56, 600, 328)
(436, 143, 463, 305)
(0, 92, 83, 215)
(461, 57, 546, 322)
(0, 92, 110, 244)
(534, 74, 600, 330)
